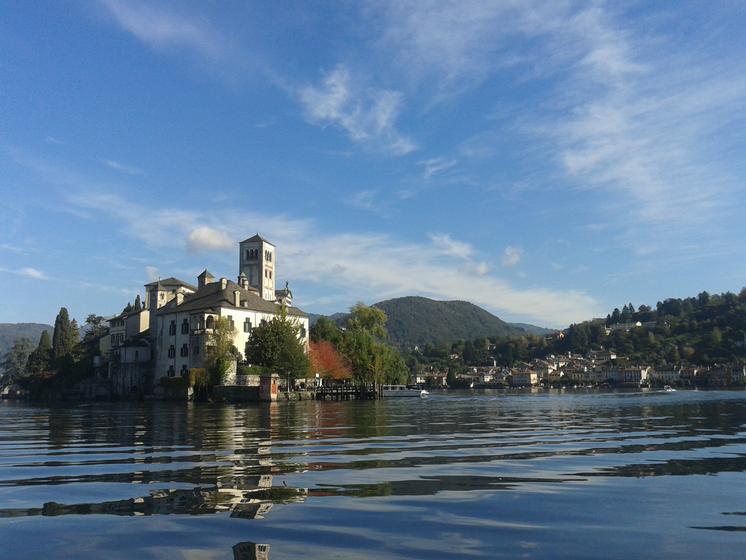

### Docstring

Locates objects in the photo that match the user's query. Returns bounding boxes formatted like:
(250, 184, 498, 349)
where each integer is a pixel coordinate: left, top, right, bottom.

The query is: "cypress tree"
(52, 307, 73, 359)
(26, 330, 52, 375)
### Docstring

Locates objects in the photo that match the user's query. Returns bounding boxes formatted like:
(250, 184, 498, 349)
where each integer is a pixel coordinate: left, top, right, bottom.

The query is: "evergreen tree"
(1, 338, 34, 384)
(52, 307, 74, 360)
(26, 330, 52, 375)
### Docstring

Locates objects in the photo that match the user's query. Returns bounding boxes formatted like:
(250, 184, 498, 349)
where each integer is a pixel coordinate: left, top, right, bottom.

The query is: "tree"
(83, 315, 107, 343)
(346, 303, 387, 339)
(204, 316, 238, 387)
(340, 304, 407, 384)
(245, 307, 310, 388)
(309, 340, 351, 381)
(52, 307, 75, 360)
(310, 316, 343, 345)
(1, 338, 34, 384)
(26, 330, 52, 375)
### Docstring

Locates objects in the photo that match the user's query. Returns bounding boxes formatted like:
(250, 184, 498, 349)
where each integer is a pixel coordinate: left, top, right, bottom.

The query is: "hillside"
(0, 323, 53, 359)
(310, 297, 550, 348)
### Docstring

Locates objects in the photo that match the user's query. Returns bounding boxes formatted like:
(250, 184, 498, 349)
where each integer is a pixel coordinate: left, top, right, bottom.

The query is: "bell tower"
(239, 234, 275, 301)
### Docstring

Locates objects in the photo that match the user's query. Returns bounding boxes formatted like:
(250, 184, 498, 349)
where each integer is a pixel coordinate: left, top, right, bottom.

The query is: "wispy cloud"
(299, 65, 416, 156)
(501, 246, 522, 268)
(44, 171, 597, 325)
(429, 233, 474, 260)
(419, 157, 458, 179)
(103, 159, 143, 176)
(98, 0, 227, 59)
(0, 266, 48, 280)
(370, 2, 746, 251)
(346, 190, 382, 213)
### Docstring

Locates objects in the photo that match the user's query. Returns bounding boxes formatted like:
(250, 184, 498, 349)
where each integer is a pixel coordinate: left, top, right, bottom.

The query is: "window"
(227, 315, 235, 330)
(244, 318, 252, 333)
(169, 320, 176, 335)
(206, 316, 215, 329)
(181, 318, 189, 334)
(180, 344, 189, 357)
(269, 270, 272, 279)
(299, 326, 307, 339)
(193, 345, 200, 356)
(168, 345, 175, 358)
(180, 364, 188, 375)
(167, 365, 175, 377)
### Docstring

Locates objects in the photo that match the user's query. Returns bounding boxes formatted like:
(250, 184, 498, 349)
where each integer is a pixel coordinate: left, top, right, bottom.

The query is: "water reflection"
(2, 391, 746, 559)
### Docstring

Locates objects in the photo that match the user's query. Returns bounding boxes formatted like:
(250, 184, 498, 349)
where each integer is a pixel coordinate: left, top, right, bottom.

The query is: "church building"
(107, 235, 309, 394)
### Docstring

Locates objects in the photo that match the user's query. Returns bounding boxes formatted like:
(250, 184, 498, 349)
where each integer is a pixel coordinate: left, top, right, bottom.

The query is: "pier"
(314, 384, 382, 401)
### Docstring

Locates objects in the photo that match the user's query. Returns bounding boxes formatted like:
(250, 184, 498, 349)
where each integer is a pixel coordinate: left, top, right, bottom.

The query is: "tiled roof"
(157, 278, 307, 318)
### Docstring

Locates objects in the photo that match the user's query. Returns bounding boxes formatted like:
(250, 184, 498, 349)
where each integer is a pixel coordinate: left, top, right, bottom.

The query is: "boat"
(382, 385, 429, 398)
(663, 385, 677, 392)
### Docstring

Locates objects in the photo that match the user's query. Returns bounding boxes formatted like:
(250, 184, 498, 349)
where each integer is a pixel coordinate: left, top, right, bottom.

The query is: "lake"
(1, 389, 746, 559)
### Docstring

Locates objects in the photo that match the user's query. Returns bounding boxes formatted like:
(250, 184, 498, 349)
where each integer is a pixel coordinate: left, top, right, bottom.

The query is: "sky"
(1, 1, 746, 329)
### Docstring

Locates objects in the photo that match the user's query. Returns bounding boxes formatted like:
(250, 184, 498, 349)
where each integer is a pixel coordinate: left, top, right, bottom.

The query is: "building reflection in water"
(0, 403, 308, 559)
(233, 541, 270, 560)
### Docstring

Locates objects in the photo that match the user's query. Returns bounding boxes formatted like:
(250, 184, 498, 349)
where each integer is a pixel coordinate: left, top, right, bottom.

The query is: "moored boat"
(382, 385, 429, 398)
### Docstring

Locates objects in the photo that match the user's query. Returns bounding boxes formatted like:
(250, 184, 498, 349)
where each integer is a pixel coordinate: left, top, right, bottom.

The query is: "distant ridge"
(309, 296, 552, 348)
(0, 323, 53, 360)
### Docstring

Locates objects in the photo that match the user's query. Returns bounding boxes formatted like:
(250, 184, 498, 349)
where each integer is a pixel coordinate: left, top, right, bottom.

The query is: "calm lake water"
(2, 389, 746, 559)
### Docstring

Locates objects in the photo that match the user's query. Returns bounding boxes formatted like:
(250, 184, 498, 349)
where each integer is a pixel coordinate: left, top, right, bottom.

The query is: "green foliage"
(25, 330, 52, 375)
(310, 316, 343, 345)
(1, 337, 34, 384)
(245, 307, 310, 383)
(205, 317, 238, 387)
(52, 308, 75, 360)
(340, 304, 408, 384)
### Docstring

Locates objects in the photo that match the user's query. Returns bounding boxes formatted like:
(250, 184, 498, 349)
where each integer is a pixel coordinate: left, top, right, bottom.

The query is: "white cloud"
(369, 2, 746, 247)
(98, 0, 227, 59)
(104, 159, 143, 176)
(145, 266, 159, 282)
(419, 157, 458, 179)
(502, 247, 522, 268)
(186, 226, 234, 252)
(429, 233, 474, 259)
(299, 65, 416, 156)
(0, 267, 47, 280)
(15, 152, 601, 327)
(346, 190, 380, 213)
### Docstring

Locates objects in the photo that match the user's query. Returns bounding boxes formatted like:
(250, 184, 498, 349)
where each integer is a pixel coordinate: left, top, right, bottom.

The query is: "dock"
(314, 384, 382, 401)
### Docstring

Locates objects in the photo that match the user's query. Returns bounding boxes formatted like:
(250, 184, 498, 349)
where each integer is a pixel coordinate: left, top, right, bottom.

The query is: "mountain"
(0, 323, 53, 359)
(310, 297, 549, 348)
(509, 323, 556, 336)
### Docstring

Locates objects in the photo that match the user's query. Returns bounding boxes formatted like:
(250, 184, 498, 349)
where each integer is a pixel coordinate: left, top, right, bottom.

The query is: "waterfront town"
(416, 350, 746, 390)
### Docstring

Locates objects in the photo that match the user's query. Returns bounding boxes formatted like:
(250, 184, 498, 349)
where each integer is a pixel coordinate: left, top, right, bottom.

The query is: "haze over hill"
(0, 323, 53, 362)
(310, 297, 554, 348)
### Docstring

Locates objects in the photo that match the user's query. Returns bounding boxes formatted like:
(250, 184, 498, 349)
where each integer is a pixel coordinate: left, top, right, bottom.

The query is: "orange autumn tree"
(309, 340, 352, 381)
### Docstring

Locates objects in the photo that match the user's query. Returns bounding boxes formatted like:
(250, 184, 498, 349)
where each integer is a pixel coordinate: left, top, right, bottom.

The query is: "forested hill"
(371, 297, 529, 348)
(499, 289, 746, 367)
(0, 323, 53, 360)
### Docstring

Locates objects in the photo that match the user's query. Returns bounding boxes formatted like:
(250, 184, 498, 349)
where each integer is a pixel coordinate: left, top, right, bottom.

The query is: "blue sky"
(2, 1, 746, 329)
